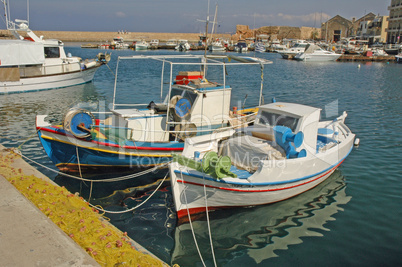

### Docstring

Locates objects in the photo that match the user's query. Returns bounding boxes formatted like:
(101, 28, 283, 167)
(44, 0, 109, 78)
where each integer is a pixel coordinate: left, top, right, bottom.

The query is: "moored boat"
(0, 1, 108, 94)
(169, 101, 356, 220)
(294, 44, 341, 62)
(36, 55, 272, 173)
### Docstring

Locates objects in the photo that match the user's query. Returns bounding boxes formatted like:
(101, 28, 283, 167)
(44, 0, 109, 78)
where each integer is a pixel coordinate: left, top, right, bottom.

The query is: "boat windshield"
(257, 110, 299, 132)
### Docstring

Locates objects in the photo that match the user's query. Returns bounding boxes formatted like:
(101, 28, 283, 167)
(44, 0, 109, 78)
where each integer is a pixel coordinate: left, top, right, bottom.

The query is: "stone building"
(233, 25, 321, 42)
(321, 15, 354, 42)
(321, 13, 382, 43)
(386, 0, 402, 43)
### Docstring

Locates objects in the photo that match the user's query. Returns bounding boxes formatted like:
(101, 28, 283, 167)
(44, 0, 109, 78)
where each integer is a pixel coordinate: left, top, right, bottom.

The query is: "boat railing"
(19, 61, 84, 77)
(90, 112, 256, 137)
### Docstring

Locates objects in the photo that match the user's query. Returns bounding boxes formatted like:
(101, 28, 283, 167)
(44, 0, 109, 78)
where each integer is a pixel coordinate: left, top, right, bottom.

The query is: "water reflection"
(170, 170, 351, 266)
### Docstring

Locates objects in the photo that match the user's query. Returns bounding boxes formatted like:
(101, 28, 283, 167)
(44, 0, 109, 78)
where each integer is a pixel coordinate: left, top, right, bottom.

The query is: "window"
(44, 47, 60, 58)
(257, 111, 299, 132)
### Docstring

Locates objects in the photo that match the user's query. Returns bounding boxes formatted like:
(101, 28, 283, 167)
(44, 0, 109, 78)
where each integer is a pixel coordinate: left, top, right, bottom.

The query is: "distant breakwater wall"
(0, 30, 232, 43)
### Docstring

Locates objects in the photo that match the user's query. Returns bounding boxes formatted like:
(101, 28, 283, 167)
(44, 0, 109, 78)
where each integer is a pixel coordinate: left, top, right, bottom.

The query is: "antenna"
(27, 0, 29, 26)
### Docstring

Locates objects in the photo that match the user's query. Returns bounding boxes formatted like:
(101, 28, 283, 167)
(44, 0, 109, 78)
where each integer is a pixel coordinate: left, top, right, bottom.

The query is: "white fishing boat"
(149, 39, 159, 48)
(135, 40, 150, 51)
(0, 1, 108, 94)
(36, 54, 272, 173)
(111, 37, 129, 49)
(175, 40, 191, 51)
(294, 44, 342, 62)
(254, 42, 265, 53)
(165, 39, 178, 48)
(208, 39, 226, 52)
(169, 101, 356, 220)
(234, 40, 248, 53)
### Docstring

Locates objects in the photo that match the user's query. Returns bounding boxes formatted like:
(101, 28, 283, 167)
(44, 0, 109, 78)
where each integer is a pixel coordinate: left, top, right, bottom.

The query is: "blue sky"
(2, 0, 390, 33)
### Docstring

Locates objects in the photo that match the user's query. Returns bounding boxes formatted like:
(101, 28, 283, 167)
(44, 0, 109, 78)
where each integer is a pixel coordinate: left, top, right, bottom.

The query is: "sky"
(1, 0, 390, 33)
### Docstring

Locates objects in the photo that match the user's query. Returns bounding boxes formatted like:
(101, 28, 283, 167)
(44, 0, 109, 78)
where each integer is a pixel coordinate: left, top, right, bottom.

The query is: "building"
(321, 15, 354, 42)
(386, 0, 402, 43)
(356, 15, 389, 43)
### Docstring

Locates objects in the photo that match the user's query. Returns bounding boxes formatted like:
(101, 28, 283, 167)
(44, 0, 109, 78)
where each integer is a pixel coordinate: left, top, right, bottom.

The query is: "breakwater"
(0, 29, 231, 43)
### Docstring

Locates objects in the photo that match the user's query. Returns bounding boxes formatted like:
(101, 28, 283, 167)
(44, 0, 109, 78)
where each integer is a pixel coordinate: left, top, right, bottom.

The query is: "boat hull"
(37, 125, 183, 173)
(0, 66, 99, 94)
(169, 133, 355, 220)
(295, 54, 341, 62)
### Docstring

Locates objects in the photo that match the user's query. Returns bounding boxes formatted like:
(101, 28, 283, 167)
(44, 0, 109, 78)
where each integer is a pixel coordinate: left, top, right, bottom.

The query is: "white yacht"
(294, 44, 342, 62)
(278, 41, 310, 59)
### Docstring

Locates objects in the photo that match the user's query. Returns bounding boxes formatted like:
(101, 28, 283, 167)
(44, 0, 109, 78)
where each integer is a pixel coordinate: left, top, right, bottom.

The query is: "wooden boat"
(169, 101, 356, 220)
(36, 55, 272, 173)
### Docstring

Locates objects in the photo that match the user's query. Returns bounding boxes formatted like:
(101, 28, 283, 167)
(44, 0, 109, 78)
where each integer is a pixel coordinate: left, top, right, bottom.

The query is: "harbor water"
(0, 46, 401, 266)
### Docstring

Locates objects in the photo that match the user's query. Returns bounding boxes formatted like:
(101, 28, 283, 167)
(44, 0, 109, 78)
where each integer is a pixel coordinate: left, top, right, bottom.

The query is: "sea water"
(0, 46, 401, 266)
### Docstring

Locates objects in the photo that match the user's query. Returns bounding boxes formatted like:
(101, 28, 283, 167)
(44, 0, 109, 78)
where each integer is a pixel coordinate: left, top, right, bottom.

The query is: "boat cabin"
(107, 71, 232, 143)
(244, 102, 321, 157)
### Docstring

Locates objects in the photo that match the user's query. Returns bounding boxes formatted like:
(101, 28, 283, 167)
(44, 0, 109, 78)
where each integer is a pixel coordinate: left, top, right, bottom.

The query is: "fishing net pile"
(0, 150, 163, 267)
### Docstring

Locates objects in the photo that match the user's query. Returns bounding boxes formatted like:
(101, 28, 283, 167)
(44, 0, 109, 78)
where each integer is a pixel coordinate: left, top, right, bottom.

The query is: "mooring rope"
(19, 152, 168, 183)
(87, 172, 169, 214)
(179, 168, 207, 267)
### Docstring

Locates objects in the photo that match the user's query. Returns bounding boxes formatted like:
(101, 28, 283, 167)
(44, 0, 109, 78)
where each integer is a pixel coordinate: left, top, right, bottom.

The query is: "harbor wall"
(0, 29, 231, 43)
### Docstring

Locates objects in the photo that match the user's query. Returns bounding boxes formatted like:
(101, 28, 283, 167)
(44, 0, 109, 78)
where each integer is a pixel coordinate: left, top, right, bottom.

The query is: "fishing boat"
(135, 40, 150, 51)
(0, 1, 108, 94)
(234, 40, 248, 53)
(294, 44, 342, 62)
(169, 101, 356, 220)
(175, 40, 191, 51)
(111, 37, 129, 49)
(36, 55, 272, 173)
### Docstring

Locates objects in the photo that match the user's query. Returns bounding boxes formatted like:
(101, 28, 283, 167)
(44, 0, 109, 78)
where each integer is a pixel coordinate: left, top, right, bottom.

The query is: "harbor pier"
(0, 144, 167, 267)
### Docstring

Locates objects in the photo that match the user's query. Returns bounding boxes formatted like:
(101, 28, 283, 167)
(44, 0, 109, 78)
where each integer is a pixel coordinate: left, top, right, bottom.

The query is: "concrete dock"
(0, 145, 167, 267)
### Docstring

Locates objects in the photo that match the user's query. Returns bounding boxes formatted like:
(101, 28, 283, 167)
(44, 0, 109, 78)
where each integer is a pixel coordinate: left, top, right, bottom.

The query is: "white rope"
(88, 172, 169, 214)
(201, 169, 217, 267)
(19, 152, 169, 183)
(180, 169, 207, 267)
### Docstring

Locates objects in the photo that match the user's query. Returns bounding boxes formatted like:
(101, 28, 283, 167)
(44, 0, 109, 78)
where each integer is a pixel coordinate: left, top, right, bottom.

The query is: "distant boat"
(234, 40, 248, 53)
(278, 40, 310, 59)
(166, 39, 178, 48)
(0, 0, 108, 94)
(294, 44, 342, 62)
(255, 42, 265, 53)
(149, 39, 159, 48)
(111, 37, 129, 49)
(175, 40, 191, 51)
(135, 40, 150, 51)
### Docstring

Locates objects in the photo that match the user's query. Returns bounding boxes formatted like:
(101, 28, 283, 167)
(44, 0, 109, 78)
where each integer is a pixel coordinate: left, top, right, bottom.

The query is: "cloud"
(115, 11, 127, 18)
(277, 12, 331, 23)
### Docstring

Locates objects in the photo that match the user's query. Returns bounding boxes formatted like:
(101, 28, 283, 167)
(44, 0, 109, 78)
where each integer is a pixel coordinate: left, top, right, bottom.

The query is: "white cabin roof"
(0, 39, 45, 66)
(259, 102, 321, 118)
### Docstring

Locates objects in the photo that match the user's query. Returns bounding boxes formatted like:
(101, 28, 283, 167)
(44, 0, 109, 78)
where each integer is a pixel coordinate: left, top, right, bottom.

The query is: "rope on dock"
(0, 150, 164, 267)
